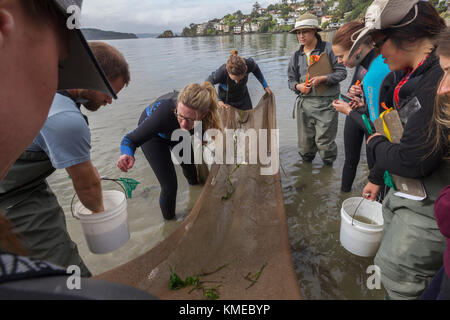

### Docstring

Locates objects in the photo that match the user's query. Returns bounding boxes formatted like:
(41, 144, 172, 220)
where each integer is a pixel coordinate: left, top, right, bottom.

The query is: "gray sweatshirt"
(287, 37, 347, 97)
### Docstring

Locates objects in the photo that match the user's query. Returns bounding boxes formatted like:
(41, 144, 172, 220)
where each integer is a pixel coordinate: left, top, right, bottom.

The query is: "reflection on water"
(48, 33, 384, 299)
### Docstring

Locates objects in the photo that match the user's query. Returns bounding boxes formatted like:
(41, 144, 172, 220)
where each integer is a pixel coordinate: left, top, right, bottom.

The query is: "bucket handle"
(71, 178, 128, 220)
(351, 198, 365, 226)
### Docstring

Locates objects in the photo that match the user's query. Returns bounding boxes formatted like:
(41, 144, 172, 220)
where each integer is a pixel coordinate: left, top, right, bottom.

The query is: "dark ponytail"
(226, 50, 248, 76)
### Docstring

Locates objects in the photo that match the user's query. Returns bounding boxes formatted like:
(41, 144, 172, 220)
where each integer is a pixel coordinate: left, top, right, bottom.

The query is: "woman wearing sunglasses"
(351, 0, 448, 299)
(117, 83, 222, 220)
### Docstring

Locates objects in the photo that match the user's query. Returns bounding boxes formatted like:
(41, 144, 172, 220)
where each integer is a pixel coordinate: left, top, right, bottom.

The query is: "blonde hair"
(226, 50, 248, 76)
(429, 95, 450, 159)
(177, 82, 223, 131)
(428, 27, 450, 159)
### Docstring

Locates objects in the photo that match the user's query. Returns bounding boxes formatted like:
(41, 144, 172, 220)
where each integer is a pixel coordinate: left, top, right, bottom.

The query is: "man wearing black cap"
(0, 1, 153, 299)
(0, 41, 130, 277)
(0, 0, 117, 181)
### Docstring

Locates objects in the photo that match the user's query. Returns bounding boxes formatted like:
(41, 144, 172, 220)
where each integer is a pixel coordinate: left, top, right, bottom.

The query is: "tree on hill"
(253, 1, 261, 12)
(251, 2, 261, 18)
(233, 10, 244, 20)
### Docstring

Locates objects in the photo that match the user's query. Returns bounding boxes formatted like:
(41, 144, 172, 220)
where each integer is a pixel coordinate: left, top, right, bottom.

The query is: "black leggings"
(137, 112, 198, 220)
(141, 137, 198, 220)
(341, 115, 374, 192)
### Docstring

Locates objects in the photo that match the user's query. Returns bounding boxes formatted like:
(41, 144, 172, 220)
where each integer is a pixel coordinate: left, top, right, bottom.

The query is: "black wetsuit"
(340, 49, 378, 192)
(206, 58, 269, 110)
(120, 92, 198, 220)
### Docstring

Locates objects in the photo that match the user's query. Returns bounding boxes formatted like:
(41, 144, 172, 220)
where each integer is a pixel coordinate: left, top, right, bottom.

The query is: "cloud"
(81, 0, 281, 33)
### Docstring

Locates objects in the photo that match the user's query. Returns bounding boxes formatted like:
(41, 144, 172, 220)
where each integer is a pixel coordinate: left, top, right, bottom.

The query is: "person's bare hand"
(310, 76, 327, 87)
(349, 96, 364, 110)
(332, 100, 352, 116)
(348, 84, 363, 98)
(296, 83, 311, 94)
(218, 101, 230, 109)
(117, 155, 135, 173)
(362, 182, 381, 201)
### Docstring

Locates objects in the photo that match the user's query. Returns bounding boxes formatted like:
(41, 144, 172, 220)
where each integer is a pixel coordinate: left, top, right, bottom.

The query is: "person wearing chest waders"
(350, 0, 448, 300)
(0, 42, 130, 278)
(421, 27, 450, 300)
(331, 22, 391, 193)
(0, 0, 154, 299)
(287, 14, 347, 166)
(206, 50, 272, 111)
(117, 83, 222, 221)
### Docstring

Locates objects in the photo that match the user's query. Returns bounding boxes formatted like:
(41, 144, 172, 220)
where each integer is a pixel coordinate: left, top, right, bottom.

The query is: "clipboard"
(373, 101, 426, 201)
(307, 52, 333, 95)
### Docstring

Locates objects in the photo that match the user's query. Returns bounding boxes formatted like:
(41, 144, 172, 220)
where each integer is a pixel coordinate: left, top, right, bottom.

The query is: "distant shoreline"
(157, 29, 338, 39)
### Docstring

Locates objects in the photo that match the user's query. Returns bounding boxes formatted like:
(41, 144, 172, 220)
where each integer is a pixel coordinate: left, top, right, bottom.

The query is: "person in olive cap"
(287, 13, 347, 166)
(351, 0, 448, 299)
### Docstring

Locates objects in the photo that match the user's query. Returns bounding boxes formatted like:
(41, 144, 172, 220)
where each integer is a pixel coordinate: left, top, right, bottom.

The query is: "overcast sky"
(81, 0, 281, 34)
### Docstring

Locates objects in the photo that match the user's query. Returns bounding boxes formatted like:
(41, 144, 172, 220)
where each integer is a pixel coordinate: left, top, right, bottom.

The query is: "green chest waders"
(0, 151, 92, 277)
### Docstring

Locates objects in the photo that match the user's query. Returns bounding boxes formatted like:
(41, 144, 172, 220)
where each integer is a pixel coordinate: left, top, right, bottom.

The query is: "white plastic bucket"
(340, 197, 384, 257)
(74, 190, 130, 254)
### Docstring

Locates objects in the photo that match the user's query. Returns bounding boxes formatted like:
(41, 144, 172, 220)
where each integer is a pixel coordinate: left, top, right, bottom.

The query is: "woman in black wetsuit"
(207, 50, 272, 110)
(331, 22, 391, 193)
(117, 83, 222, 220)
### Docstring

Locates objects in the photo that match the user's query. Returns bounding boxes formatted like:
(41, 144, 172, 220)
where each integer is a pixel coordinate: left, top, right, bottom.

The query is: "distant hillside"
(81, 28, 138, 40)
(136, 33, 160, 38)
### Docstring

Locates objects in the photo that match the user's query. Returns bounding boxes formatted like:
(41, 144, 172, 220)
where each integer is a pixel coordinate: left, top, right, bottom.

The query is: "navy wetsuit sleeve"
(206, 65, 227, 85)
(120, 101, 172, 157)
(206, 65, 228, 101)
(247, 58, 268, 88)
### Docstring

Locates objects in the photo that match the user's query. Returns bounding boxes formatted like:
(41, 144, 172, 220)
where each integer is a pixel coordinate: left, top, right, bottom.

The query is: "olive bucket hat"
(290, 13, 322, 34)
(348, 0, 420, 58)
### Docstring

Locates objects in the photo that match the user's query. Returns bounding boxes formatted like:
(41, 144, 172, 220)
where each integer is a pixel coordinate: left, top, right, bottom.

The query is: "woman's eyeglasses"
(174, 109, 197, 123)
(373, 36, 388, 50)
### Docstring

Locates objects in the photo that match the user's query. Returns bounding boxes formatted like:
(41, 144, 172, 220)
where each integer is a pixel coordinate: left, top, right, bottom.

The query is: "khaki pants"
(296, 96, 339, 164)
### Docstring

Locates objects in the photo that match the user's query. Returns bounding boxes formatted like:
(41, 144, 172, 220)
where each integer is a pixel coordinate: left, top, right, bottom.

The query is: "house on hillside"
(251, 23, 259, 32)
(286, 18, 296, 25)
(321, 15, 332, 25)
(243, 23, 251, 33)
(329, 1, 339, 12)
(234, 25, 242, 34)
(196, 23, 207, 35)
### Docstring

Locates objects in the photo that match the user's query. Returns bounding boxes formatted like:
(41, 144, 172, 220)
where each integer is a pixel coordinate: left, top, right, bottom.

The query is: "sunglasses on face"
(296, 29, 314, 35)
(174, 109, 197, 123)
(373, 36, 388, 50)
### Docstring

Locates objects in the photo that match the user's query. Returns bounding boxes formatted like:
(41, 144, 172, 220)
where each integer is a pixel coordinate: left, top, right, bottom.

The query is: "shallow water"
(48, 33, 385, 299)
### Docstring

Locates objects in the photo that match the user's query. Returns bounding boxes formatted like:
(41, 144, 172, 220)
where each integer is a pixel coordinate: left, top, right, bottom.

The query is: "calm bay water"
(48, 33, 385, 299)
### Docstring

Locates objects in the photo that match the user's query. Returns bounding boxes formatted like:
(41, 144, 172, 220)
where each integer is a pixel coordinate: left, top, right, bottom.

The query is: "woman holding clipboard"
(288, 14, 347, 165)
